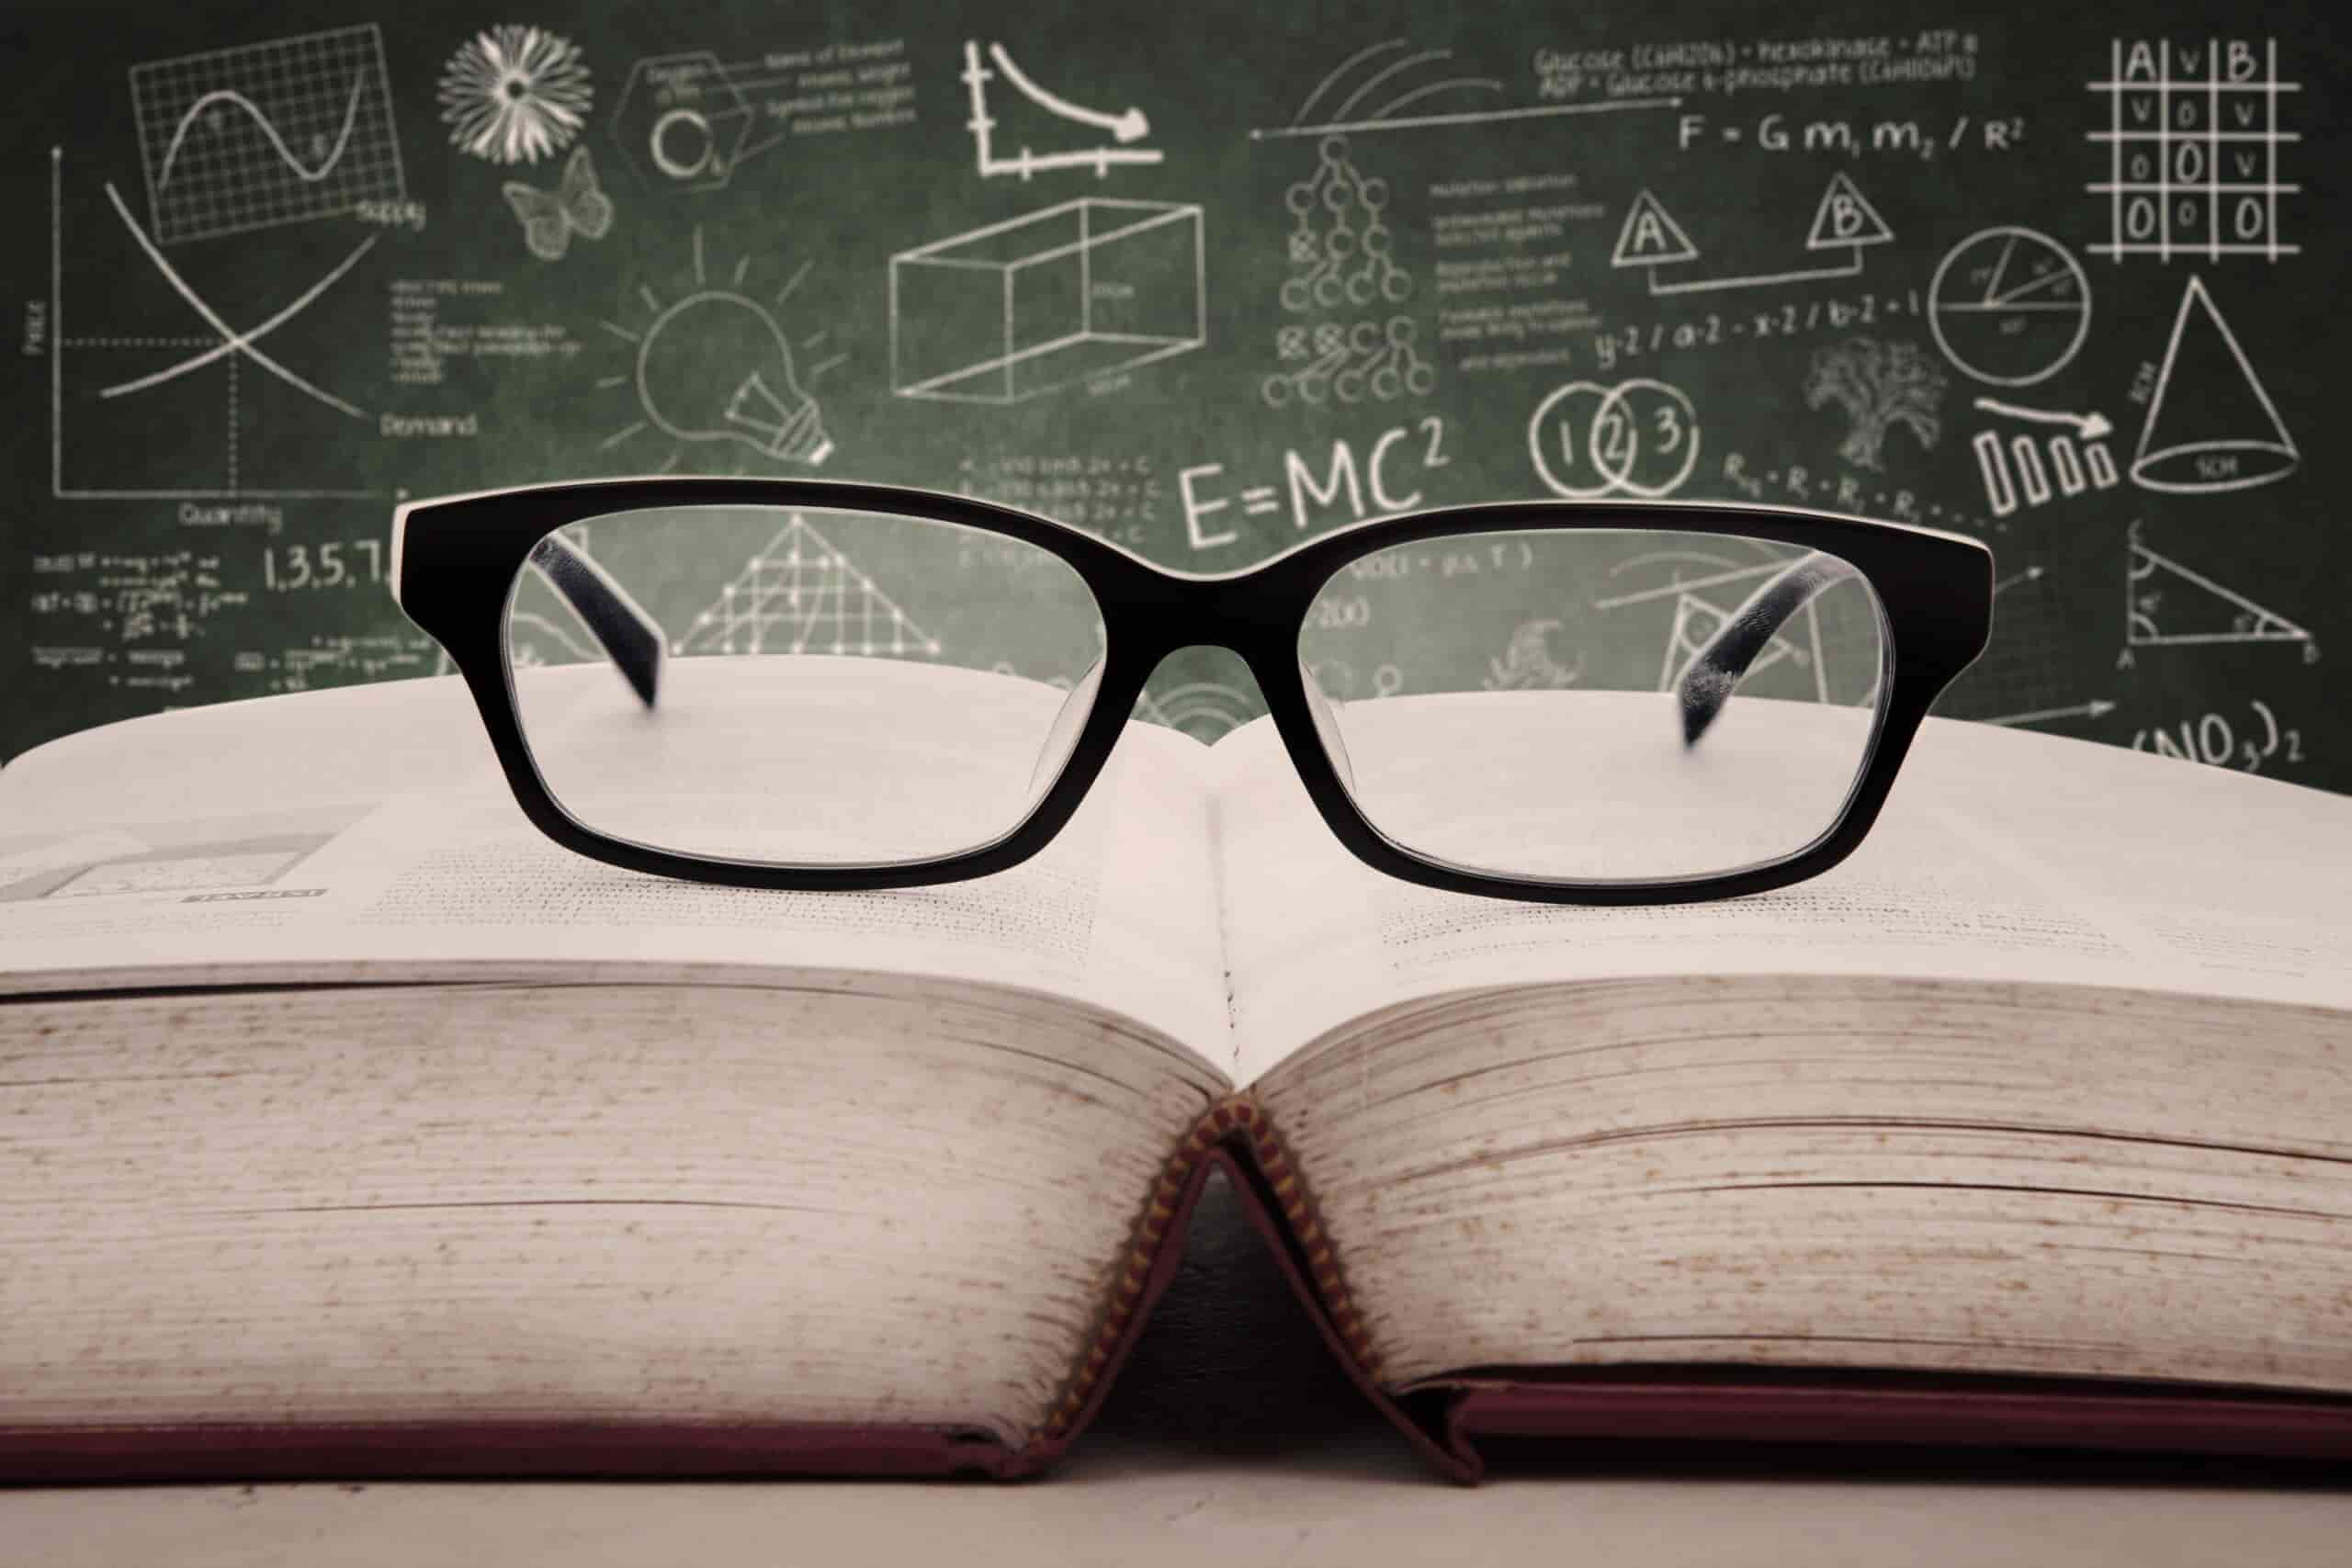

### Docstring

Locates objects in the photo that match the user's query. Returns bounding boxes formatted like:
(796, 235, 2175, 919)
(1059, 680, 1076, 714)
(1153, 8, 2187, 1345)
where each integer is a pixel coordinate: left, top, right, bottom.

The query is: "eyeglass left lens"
(504, 505, 1105, 867)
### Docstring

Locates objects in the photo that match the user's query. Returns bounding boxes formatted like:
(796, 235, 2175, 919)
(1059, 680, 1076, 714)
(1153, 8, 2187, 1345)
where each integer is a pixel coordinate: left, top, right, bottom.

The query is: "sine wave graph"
(130, 24, 404, 245)
(153, 74, 368, 195)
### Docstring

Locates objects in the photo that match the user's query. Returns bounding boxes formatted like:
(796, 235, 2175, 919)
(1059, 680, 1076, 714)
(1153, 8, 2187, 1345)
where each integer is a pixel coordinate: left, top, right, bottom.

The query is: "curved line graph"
(986, 45, 1145, 141)
(154, 73, 368, 192)
(97, 220, 377, 400)
(1372, 77, 1505, 120)
(960, 39, 1160, 179)
(99, 181, 368, 420)
(50, 146, 379, 501)
(1326, 48, 1457, 125)
(130, 24, 404, 246)
(1289, 39, 1408, 128)
(1258, 36, 1678, 141)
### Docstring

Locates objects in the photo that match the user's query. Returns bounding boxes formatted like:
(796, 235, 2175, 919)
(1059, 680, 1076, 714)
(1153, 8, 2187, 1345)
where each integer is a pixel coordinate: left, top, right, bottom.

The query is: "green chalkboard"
(5, 0, 2344, 792)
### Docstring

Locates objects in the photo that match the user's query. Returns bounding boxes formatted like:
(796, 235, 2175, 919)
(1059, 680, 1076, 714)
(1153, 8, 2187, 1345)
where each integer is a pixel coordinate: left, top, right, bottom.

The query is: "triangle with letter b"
(1611, 189, 1699, 268)
(1804, 172, 1894, 250)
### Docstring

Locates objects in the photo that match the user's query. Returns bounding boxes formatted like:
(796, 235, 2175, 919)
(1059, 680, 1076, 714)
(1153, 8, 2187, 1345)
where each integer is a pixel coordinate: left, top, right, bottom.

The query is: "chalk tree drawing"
(1805, 337, 1948, 470)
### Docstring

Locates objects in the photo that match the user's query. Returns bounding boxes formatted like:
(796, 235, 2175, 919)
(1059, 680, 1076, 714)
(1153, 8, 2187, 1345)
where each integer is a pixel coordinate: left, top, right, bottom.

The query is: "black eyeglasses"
(391, 479, 1990, 905)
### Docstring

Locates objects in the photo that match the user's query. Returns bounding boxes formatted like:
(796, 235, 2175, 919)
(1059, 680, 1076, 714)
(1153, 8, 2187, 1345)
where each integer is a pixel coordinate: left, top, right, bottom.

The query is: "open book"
(3, 671, 2350, 1482)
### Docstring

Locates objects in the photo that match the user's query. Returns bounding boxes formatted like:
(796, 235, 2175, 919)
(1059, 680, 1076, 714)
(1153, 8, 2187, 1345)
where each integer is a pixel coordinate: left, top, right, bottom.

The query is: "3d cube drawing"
(890, 198, 1205, 403)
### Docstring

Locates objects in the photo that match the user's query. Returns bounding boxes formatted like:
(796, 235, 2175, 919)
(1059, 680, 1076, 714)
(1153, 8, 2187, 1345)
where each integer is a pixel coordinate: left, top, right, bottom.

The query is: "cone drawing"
(2130, 276, 2299, 494)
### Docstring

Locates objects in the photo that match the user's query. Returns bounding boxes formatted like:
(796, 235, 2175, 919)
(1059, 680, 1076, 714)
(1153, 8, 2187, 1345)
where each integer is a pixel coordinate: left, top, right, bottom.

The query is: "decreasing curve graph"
(130, 24, 404, 245)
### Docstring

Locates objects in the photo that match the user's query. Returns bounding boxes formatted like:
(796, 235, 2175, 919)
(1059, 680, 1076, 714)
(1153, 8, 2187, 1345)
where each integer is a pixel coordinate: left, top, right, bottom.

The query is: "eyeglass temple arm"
(527, 534, 666, 709)
(1675, 551, 1859, 747)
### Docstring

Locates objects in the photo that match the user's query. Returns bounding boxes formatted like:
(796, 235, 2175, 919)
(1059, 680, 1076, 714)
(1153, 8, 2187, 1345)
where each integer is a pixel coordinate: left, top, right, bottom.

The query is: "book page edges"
(0, 1092, 1425, 1486)
(9, 1083, 2348, 1485)
(1015, 1097, 2352, 1483)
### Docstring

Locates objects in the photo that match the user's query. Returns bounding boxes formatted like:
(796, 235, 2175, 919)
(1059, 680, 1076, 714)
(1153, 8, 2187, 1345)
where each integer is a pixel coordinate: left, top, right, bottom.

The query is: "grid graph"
(2086, 38, 2299, 262)
(130, 24, 405, 246)
(680, 516, 943, 659)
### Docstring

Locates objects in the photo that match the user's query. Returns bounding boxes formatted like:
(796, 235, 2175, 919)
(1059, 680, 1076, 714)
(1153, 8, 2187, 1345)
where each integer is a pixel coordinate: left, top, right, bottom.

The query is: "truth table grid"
(2086, 38, 2300, 263)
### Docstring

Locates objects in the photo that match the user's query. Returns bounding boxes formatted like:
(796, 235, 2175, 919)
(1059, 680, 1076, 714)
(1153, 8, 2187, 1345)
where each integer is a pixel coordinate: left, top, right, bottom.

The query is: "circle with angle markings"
(1928, 227, 2092, 388)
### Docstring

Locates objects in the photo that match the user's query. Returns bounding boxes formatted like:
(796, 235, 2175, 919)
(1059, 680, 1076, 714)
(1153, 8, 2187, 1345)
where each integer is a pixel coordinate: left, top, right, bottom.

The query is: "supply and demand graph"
(130, 24, 405, 245)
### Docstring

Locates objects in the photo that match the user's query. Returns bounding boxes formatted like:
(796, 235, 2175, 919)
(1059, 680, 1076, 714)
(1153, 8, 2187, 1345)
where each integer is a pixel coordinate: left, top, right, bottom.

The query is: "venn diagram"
(1526, 378, 1702, 499)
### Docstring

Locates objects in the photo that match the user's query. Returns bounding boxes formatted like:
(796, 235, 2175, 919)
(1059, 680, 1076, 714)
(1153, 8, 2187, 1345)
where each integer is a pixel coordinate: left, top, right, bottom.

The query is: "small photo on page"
(0, 805, 372, 904)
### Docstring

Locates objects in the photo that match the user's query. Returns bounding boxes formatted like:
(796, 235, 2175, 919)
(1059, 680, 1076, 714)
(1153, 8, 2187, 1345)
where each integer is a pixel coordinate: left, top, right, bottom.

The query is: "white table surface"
(6, 1427, 2349, 1568)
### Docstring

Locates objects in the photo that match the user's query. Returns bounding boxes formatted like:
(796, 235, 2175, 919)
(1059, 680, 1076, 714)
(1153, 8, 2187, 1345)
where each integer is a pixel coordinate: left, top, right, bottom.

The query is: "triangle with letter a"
(1611, 189, 1699, 268)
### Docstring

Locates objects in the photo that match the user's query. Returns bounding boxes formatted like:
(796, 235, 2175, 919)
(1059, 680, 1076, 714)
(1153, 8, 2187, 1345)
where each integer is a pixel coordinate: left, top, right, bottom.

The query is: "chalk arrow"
(1973, 398, 2112, 442)
(1983, 699, 2116, 728)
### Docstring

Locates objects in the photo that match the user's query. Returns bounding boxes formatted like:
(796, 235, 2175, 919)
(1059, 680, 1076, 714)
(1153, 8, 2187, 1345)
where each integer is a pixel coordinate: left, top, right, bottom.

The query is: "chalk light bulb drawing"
(639, 292, 832, 465)
(600, 227, 843, 471)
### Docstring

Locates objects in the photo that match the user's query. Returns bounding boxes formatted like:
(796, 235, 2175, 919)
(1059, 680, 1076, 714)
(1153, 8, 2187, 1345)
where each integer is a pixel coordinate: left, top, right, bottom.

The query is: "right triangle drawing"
(2130, 276, 2300, 493)
(2124, 522, 2311, 649)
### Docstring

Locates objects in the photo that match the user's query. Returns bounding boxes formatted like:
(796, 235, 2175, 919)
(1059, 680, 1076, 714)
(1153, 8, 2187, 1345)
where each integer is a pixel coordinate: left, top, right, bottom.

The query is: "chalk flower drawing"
(437, 26, 593, 165)
(1805, 336, 1948, 470)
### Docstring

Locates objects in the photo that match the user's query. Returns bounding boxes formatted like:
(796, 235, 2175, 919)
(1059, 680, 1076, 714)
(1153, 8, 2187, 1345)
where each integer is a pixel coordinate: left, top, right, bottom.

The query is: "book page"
(1213, 694, 2352, 1084)
(0, 671, 1232, 1068)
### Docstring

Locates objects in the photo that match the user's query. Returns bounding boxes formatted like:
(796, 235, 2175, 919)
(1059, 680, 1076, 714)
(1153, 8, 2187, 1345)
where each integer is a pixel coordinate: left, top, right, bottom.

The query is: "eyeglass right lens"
(503, 505, 1105, 868)
(1297, 527, 1889, 883)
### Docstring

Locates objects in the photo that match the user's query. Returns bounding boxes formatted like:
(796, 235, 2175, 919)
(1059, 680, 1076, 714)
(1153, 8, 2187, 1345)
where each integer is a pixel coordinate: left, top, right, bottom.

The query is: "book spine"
(1017, 1092, 1423, 1472)
(1221, 1097, 1384, 1384)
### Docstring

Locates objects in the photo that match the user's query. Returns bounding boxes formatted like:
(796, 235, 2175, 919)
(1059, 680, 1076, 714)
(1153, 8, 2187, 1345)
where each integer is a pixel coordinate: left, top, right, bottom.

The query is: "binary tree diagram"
(1265, 135, 1433, 408)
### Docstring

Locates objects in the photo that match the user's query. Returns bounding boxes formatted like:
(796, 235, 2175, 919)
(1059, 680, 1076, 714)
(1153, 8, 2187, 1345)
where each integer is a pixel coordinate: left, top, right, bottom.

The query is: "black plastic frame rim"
(391, 478, 1992, 906)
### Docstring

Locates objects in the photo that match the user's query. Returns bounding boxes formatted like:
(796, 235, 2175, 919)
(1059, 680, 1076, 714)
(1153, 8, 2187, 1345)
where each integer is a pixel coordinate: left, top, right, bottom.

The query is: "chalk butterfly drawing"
(503, 144, 614, 262)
